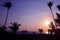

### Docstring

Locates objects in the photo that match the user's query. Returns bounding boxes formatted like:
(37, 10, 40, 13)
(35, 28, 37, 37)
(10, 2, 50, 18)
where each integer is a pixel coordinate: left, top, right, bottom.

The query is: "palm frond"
(57, 5, 60, 11)
(3, 1, 12, 9)
(47, 1, 53, 9)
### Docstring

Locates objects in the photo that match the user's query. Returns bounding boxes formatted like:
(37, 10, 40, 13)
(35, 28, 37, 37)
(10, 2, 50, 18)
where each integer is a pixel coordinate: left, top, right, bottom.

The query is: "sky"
(0, 0, 60, 32)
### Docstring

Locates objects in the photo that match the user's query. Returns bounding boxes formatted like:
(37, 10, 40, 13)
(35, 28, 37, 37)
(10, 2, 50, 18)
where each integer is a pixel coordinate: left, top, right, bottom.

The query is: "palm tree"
(48, 29, 52, 34)
(57, 5, 60, 11)
(55, 5, 60, 27)
(47, 1, 57, 28)
(9, 22, 21, 34)
(47, 1, 53, 9)
(38, 29, 43, 34)
(55, 13, 60, 26)
(48, 22, 55, 34)
(3, 1, 12, 27)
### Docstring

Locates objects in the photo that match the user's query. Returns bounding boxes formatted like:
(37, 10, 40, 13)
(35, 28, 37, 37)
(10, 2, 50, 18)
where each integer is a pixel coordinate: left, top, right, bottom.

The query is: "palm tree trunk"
(4, 9, 9, 27)
(50, 8, 57, 29)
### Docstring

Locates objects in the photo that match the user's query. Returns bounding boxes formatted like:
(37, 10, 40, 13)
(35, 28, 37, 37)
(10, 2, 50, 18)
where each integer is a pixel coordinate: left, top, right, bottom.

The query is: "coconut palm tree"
(47, 1, 53, 9)
(3, 1, 12, 27)
(9, 22, 21, 34)
(47, 1, 57, 28)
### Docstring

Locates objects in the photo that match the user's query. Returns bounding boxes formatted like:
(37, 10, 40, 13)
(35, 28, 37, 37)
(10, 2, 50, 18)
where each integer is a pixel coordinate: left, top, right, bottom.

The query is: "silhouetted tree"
(48, 29, 52, 34)
(3, 1, 12, 27)
(0, 25, 7, 35)
(55, 13, 60, 26)
(47, 1, 57, 28)
(47, 1, 53, 9)
(49, 22, 55, 34)
(9, 22, 21, 34)
(55, 5, 60, 26)
(54, 5, 60, 34)
(38, 29, 43, 34)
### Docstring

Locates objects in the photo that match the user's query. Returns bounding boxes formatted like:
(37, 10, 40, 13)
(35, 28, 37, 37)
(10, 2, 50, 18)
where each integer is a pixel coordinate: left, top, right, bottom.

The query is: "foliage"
(3, 1, 12, 27)
(3, 1, 12, 9)
(9, 22, 21, 34)
(47, 1, 53, 9)
(57, 5, 60, 11)
(38, 29, 43, 34)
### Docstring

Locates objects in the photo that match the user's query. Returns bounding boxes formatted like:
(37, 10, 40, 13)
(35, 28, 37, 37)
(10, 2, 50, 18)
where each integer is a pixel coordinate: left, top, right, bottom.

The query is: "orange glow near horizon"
(19, 13, 54, 32)
(45, 21, 50, 27)
(39, 14, 54, 32)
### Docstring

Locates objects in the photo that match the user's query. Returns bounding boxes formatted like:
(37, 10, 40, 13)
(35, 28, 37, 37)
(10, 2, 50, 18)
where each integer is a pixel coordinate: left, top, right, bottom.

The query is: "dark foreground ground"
(0, 34, 60, 40)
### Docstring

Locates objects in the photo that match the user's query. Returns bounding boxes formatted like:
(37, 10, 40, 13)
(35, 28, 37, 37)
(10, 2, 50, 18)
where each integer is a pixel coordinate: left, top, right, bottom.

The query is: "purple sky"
(0, 0, 60, 32)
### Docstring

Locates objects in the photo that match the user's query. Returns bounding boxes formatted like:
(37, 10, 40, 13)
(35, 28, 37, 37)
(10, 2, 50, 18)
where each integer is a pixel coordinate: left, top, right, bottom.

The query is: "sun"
(45, 21, 50, 26)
